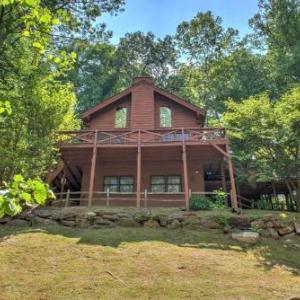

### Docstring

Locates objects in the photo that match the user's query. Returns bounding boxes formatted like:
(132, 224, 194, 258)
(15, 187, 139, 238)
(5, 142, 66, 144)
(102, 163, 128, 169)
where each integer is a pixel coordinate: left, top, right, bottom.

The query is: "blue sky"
(101, 0, 259, 44)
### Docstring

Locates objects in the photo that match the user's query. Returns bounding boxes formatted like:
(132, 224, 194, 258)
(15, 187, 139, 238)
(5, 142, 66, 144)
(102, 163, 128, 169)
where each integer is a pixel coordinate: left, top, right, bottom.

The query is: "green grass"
(0, 225, 300, 300)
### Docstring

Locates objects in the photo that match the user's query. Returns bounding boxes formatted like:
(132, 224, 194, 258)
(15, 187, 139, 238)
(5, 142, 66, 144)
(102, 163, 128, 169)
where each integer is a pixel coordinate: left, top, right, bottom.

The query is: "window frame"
(159, 106, 172, 128)
(103, 176, 135, 193)
(150, 175, 182, 193)
(115, 107, 128, 129)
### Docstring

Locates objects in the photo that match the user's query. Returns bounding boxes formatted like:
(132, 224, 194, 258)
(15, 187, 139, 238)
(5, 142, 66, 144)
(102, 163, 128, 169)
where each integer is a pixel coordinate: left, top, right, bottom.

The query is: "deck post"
(136, 129, 141, 209)
(65, 189, 70, 208)
(226, 143, 238, 210)
(88, 130, 98, 207)
(182, 129, 189, 211)
(144, 189, 148, 208)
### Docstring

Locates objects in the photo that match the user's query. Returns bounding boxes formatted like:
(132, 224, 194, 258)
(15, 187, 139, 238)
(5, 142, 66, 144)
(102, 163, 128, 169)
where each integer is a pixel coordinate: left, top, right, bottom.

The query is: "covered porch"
(48, 128, 238, 210)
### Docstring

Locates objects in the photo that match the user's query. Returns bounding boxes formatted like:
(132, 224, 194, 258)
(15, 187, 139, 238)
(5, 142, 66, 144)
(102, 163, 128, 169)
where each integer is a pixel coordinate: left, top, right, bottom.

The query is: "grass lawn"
(0, 225, 300, 300)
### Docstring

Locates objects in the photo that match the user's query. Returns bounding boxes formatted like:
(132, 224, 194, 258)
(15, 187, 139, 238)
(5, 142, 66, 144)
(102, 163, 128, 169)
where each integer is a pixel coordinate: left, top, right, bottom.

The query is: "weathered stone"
(251, 220, 266, 230)
(223, 225, 232, 234)
(293, 222, 300, 235)
(117, 212, 133, 218)
(32, 216, 57, 226)
(181, 215, 202, 226)
(76, 218, 92, 228)
(117, 218, 140, 227)
(0, 216, 11, 224)
(156, 215, 168, 227)
(259, 229, 271, 238)
(34, 209, 52, 218)
(143, 220, 160, 228)
(267, 227, 280, 239)
(231, 231, 260, 244)
(60, 220, 76, 227)
(202, 219, 223, 229)
(85, 211, 96, 220)
(262, 214, 276, 222)
(7, 219, 30, 227)
(265, 221, 275, 228)
(167, 219, 181, 229)
(94, 217, 114, 226)
(102, 214, 119, 221)
(228, 216, 251, 229)
(166, 213, 184, 223)
(278, 226, 294, 236)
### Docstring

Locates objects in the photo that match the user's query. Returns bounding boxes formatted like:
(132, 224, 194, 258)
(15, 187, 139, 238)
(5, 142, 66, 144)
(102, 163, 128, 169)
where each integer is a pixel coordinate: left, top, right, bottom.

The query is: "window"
(151, 175, 182, 192)
(104, 176, 134, 192)
(160, 107, 172, 127)
(115, 107, 128, 128)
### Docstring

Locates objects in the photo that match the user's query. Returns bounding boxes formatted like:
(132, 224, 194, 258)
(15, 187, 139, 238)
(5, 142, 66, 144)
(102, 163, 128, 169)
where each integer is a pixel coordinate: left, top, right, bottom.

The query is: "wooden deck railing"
(51, 190, 244, 209)
(58, 128, 226, 146)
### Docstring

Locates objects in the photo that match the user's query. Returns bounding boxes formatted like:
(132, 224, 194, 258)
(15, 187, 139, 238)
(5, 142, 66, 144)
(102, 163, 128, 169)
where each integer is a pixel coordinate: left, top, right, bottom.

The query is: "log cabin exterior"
(49, 77, 238, 210)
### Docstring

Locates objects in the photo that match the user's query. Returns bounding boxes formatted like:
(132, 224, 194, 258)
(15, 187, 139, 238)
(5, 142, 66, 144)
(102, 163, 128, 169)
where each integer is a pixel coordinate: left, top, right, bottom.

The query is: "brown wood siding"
(131, 82, 155, 129)
(154, 93, 202, 129)
(88, 95, 131, 130)
(80, 148, 205, 193)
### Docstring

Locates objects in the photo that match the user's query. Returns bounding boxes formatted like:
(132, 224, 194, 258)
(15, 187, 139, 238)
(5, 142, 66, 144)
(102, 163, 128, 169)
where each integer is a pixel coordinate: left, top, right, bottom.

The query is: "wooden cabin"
(48, 77, 238, 210)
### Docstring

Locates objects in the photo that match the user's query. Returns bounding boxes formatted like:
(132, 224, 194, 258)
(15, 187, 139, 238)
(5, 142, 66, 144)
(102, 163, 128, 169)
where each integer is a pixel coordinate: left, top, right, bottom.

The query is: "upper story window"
(160, 106, 172, 127)
(115, 107, 128, 128)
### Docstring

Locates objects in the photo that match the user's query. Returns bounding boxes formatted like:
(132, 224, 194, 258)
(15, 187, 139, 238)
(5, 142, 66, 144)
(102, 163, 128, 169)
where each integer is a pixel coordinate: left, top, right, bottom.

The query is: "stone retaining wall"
(1, 208, 299, 242)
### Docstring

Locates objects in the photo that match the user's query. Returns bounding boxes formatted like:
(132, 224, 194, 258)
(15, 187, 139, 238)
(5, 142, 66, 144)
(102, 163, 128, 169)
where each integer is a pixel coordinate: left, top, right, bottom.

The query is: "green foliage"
(0, 175, 55, 218)
(190, 195, 214, 211)
(256, 198, 273, 210)
(213, 189, 227, 209)
(216, 214, 230, 227)
(224, 87, 300, 209)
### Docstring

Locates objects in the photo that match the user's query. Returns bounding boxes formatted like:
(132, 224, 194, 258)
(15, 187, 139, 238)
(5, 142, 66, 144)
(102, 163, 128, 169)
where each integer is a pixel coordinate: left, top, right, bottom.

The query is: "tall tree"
(224, 87, 300, 210)
(116, 31, 177, 87)
(249, 0, 300, 87)
(0, 0, 125, 182)
(175, 11, 238, 116)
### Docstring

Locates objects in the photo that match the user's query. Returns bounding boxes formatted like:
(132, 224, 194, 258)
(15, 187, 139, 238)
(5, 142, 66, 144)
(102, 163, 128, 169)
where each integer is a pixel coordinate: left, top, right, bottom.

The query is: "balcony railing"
(58, 127, 226, 146)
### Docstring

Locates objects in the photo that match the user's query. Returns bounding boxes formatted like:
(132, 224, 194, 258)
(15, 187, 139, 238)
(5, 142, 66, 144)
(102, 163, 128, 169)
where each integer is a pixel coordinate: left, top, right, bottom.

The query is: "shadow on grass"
(1, 225, 300, 275)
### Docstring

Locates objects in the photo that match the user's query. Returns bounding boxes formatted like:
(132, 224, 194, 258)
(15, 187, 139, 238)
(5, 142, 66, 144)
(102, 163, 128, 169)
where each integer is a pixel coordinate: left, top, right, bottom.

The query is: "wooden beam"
(182, 129, 189, 211)
(136, 130, 141, 209)
(88, 131, 98, 207)
(46, 159, 64, 184)
(226, 143, 238, 210)
(210, 142, 230, 158)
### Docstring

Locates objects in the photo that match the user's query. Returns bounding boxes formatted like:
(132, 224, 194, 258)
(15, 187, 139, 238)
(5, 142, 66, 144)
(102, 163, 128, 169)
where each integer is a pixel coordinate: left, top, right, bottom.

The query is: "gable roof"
(82, 78, 205, 120)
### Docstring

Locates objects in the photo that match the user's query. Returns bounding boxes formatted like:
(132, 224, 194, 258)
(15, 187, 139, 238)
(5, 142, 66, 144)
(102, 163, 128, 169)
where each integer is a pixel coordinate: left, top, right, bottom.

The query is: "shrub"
(189, 195, 214, 211)
(216, 214, 230, 226)
(213, 188, 226, 209)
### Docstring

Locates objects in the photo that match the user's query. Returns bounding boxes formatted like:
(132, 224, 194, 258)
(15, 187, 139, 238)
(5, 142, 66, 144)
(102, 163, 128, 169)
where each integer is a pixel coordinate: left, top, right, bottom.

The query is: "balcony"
(58, 127, 227, 148)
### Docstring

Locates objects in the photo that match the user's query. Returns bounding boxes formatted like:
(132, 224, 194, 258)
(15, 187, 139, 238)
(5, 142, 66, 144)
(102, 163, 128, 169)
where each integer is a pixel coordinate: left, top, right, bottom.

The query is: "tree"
(66, 41, 124, 112)
(224, 87, 300, 210)
(249, 0, 300, 87)
(175, 11, 238, 116)
(116, 31, 177, 87)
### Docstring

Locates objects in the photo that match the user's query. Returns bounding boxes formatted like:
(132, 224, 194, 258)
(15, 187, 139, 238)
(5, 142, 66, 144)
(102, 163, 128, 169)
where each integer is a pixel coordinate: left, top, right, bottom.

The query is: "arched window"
(115, 107, 128, 128)
(160, 107, 172, 127)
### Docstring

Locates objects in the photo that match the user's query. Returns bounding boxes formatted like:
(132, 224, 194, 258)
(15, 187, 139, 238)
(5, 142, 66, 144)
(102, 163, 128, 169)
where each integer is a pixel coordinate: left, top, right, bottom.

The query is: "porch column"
(182, 129, 189, 211)
(226, 143, 238, 210)
(88, 130, 98, 207)
(220, 159, 227, 193)
(136, 130, 141, 209)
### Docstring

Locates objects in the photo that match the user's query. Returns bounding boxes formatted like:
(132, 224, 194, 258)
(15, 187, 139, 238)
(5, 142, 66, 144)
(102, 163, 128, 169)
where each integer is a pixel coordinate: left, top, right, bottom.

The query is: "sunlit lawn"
(0, 226, 300, 300)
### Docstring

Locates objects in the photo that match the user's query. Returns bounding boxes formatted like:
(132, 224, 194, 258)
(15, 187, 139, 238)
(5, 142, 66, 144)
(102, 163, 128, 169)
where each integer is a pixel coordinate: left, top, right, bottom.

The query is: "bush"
(213, 188, 226, 209)
(189, 195, 214, 211)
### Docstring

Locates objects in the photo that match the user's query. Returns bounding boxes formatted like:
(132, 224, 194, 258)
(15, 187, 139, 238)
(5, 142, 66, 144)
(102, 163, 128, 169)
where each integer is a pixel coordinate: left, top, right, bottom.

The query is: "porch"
(49, 128, 238, 210)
